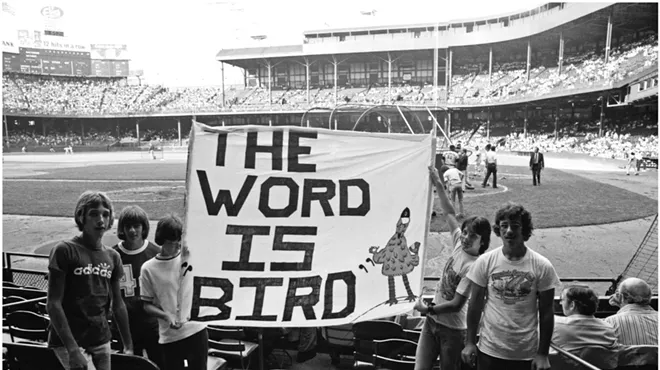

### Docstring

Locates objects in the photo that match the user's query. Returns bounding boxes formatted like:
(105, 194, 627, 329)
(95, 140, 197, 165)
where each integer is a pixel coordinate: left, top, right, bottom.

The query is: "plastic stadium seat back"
(6, 310, 49, 343)
(371, 338, 418, 370)
(3, 342, 64, 370)
(617, 345, 658, 370)
(352, 320, 404, 365)
(207, 326, 258, 370)
(110, 353, 160, 370)
(577, 346, 619, 369)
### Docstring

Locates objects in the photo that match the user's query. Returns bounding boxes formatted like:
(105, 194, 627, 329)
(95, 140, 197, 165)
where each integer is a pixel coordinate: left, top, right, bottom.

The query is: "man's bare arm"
(429, 166, 459, 231)
(46, 271, 79, 352)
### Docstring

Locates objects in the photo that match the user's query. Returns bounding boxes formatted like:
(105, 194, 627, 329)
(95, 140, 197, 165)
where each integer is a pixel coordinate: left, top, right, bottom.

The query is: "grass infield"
(3, 162, 656, 232)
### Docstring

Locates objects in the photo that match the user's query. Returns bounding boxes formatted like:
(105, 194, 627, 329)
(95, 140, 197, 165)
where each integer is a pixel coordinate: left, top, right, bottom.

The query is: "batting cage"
(300, 104, 438, 135)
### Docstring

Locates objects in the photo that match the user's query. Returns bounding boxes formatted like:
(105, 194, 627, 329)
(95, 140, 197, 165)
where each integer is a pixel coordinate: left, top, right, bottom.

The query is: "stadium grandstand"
(2, 2, 658, 163)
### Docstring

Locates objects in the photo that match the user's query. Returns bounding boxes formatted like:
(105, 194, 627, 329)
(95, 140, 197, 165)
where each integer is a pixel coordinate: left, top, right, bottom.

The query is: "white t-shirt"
(466, 246, 561, 360)
(428, 228, 478, 329)
(485, 151, 497, 165)
(140, 253, 206, 344)
(443, 168, 463, 188)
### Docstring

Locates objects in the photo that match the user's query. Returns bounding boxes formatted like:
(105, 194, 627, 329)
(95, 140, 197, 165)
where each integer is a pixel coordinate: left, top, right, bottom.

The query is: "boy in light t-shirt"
(140, 215, 208, 370)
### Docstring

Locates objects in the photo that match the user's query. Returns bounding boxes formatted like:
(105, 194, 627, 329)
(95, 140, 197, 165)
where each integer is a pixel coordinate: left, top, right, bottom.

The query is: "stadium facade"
(2, 2, 658, 149)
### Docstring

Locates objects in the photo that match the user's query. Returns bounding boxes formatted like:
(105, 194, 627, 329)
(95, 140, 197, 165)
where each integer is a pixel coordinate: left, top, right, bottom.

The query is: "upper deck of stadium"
(216, 3, 656, 62)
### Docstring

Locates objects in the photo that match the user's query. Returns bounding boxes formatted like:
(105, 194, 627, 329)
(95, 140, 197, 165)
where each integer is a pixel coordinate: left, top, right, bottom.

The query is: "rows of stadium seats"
(3, 273, 658, 370)
(451, 34, 658, 105)
(3, 37, 656, 115)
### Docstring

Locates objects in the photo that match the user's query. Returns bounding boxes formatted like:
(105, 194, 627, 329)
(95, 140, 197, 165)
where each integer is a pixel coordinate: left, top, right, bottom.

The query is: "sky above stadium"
(2, 0, 542, 86)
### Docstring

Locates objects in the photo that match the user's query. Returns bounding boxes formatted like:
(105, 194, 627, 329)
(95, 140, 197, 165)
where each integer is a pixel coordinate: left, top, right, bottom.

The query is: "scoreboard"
(19, 48, 91, 75)
(92, 60, 129, 76)
(2, 47, 129, 77)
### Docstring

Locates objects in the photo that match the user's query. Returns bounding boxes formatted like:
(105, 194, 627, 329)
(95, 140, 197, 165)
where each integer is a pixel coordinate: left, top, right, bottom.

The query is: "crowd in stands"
(3, 36, 657, 115)
(5, 127, 184, 149)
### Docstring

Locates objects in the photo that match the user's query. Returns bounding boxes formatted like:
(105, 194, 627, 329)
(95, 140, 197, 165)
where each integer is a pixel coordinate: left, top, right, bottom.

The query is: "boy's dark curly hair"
(493, 203, 534, 241)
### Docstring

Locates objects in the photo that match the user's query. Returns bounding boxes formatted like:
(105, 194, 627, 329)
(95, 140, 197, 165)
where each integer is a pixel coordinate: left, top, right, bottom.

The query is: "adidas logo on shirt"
(73, 262, 113, 278)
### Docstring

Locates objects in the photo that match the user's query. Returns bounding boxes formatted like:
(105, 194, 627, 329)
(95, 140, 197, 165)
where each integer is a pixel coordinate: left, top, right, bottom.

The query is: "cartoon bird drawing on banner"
(368, 207, 421, 306)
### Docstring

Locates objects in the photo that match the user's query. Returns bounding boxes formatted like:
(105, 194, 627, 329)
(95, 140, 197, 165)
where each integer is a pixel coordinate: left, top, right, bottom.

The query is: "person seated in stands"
(605, 277, 658, 345)
(553, 285, 620, 354)
(111, 206, 164, 369)
(47, 191, 133, 370)
(412, 165, 491, 370)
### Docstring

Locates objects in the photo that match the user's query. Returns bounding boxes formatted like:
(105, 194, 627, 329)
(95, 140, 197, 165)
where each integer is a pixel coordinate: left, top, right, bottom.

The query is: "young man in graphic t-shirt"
(462, 203, 561, 370)
(411, 166, 492, 370)
(47, 191, 133, 370)
(112, 206, 163, 369)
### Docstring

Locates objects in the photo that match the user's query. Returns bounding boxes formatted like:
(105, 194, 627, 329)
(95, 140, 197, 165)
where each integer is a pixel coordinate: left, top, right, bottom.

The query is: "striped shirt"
(604, 304, 658, 345)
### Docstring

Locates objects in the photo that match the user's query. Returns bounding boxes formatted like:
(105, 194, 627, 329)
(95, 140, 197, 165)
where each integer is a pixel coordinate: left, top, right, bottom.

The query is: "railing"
(550, 343, 602, 370)
(3, 252, 49, 290)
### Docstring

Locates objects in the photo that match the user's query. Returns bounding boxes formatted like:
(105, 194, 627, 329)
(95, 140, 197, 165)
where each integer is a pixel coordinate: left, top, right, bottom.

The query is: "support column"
(558, 32, 564, 76)
(267, 61, 272, 107)
(80, 121, 84, 145)
(605, 9, 613, 64)
(333, 58, 338, 105)
(177, 119, 182, 146)
(488, 47, 493, 87)
(486, 110, 491, 141)
(3, 115, 8, 148)
(446, 49, 453, 98)
(524, 105, 528, 138)
(136, 120, 140, 146)
(600, 95, 606, 137)
(387, 53, 392, 97)
(433, 47, 438, 103)
(554, 105, 559, 139)
(221, 62, 225, 107)
(447, 110, 452, 138)
(526, 39, 532, 81)
(305, 59, 310, 104)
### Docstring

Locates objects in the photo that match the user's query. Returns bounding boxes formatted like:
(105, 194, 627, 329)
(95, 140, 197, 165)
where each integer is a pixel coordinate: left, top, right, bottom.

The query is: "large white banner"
(185, 121, 434, 327)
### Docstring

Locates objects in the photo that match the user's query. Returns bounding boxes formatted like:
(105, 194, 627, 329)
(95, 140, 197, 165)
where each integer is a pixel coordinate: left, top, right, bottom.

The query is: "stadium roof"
(216, 45, 302, 60)
(303, 3, 559, 35)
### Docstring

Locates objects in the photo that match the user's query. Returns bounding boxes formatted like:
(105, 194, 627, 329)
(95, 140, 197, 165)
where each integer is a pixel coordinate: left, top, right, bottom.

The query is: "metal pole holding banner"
(396, 105, 414, 134)
(425, 107, 451, 145)
(420, 123, 437, 293)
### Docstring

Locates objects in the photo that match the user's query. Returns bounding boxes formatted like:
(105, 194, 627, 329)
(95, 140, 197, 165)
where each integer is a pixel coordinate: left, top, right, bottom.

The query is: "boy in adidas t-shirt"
(47, 191, 133, 370)
(412, 166, 492, 370)
(112, 206, 163, 369)
(140, 214, 208, 370)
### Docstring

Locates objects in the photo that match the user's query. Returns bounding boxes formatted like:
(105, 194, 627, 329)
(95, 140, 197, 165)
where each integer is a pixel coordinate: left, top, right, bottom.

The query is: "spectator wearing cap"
(605, 277, 658, 345)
